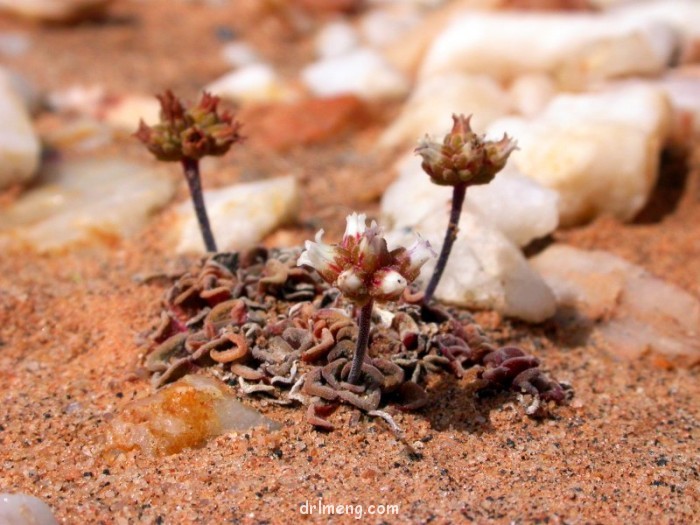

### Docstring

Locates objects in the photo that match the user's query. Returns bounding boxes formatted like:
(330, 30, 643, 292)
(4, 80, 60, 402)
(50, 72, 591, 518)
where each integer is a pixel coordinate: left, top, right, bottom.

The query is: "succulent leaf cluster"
(135, 90, 243, 162)
(415, 114, 517, 187)
(298, 213, 434, 306)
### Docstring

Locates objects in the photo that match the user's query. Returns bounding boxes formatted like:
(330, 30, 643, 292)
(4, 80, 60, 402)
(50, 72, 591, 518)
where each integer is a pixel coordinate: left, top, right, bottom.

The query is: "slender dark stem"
(181, 157, 217, 253)
(348, 299, 374, 385)
(423, 182, 467, 305)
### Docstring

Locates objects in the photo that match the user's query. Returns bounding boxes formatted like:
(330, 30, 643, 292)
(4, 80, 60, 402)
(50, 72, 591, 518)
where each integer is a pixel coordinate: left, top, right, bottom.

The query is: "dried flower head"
(135, 90, 243, 162)
(298, 213, 434, 306)
(415, 114, 517, 187)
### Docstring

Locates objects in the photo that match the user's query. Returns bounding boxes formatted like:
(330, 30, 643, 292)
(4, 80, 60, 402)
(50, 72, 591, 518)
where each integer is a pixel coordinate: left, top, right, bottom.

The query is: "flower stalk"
(347, 299, 374, 385)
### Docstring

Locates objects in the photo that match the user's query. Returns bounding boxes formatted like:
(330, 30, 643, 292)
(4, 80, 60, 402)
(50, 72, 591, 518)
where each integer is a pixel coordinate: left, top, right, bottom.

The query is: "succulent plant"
(298, 212, 433, 384)
(135, 90, 243, 252)
(415, 114, 516, 305)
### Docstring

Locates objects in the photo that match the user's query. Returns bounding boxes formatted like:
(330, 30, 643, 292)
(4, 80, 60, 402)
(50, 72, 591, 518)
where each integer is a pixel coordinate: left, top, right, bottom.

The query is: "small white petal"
(407, 234, 436, 272)
(297, 229, 337, 273)
(344, 212, 367, 240)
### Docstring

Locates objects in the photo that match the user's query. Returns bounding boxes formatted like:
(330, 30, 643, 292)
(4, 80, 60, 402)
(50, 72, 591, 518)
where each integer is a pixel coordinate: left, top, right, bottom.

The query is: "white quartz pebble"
(387, 212, 556, 322)
(220, 41, 260, 68)
(531, 245, 700, 366)
(301, 48, 409, 100)
(0, 159, 175, 252)
(379, 73, 511, 149)
(0, 0, 111, 22)
(487, 85, 671, 226)
(315, 21, 359, 59)
(0, 69, 40, 190)
(419, 10, 677, 82)
(207, 63, 293, 104)
(0, 494, 58, 525)
(175, 175, 300, 254)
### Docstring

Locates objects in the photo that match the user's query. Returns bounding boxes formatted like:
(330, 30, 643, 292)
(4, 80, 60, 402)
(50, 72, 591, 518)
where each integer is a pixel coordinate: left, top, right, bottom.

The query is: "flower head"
(415, 114, 517, 187)
(135, 90, 243, 162)
(298, 212, 434, 305)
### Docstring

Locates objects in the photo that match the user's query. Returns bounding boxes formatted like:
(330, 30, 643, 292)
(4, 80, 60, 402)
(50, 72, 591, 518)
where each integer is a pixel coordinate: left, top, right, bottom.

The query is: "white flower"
(297, 229, 339, 278)
(343, 212, 367, 240)
(405, 234, 435, 274)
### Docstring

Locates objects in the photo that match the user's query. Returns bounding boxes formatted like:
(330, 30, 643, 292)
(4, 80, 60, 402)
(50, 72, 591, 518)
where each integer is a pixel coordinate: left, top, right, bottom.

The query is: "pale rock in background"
(315, 20, 359, 59)
(555, 23, 678, 88)
(0, 493, 58, 525)
(0, 70, 40, 190)
(386, 213, 556, 323)
(0, 32, 30, 57)
(531, 245, 700, 367)
(610, 0, 700, 49)
(379, 73, 511, 149)
(360, 5, 421, 49)
(301, 48, 409, 99)
(101, 94, 161, 131)
(508, 74, 556, 118)
(0, 0, 112, 22)
(487, 85, 671, 226)
(382, 153, 559, 247)
(220, 41, 260, 68)
(207, 63, 295, 104)
(176, 175, 300, 254)
(0, 159, 175, 252)
(419, 11, 677, 82)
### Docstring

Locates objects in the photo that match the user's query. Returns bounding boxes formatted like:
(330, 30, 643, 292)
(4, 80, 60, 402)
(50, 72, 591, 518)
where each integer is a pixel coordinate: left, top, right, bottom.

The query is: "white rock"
(487, 85, 671, 226)
(382, 153, 559, 247)
(207, 64, 293, 104)
(0, 32, 30, 57)
(610, 0, 700, 44)
(508, 74, 556, 118)
(0, 494, 58, 525)
(175, 175, 300, 254)
(379, 73, 511, 149)
(360, 5, 421, 49)
(0, 0, 111, 22)
(556, 23, 678, 88)
(102, 94, 161, 131)
(0, 67, 40, 115)
(301, 47, 409, 100)
(531, 245, 700, 366)
(419, 10, 677, 82)
(0, 159, 175, 252)
(220, 41, 260, 68)
(0, 71, 40, 190)
(43, 118, 113, 151)
(387, 212, 556, 322)
(47, 83, 105, 114)
(315, 21, 359, 59)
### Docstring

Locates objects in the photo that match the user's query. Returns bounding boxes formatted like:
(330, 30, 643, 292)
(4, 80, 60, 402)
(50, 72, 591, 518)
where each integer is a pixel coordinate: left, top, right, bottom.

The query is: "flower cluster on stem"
(415, 114, 517, 305)
(135, 91, 243, 253)
(298, 213, 433, 383)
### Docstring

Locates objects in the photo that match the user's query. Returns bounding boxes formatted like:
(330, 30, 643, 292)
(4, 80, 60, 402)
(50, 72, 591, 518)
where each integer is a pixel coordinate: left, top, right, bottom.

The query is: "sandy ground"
(0, 1, 699, 523)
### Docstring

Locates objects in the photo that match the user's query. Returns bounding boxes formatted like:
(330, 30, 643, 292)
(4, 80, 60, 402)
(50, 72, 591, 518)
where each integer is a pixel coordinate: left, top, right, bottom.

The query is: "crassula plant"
(135, 90, 243, 252)
(298, 212, 434, 385)
(415, 114, 517, 305)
